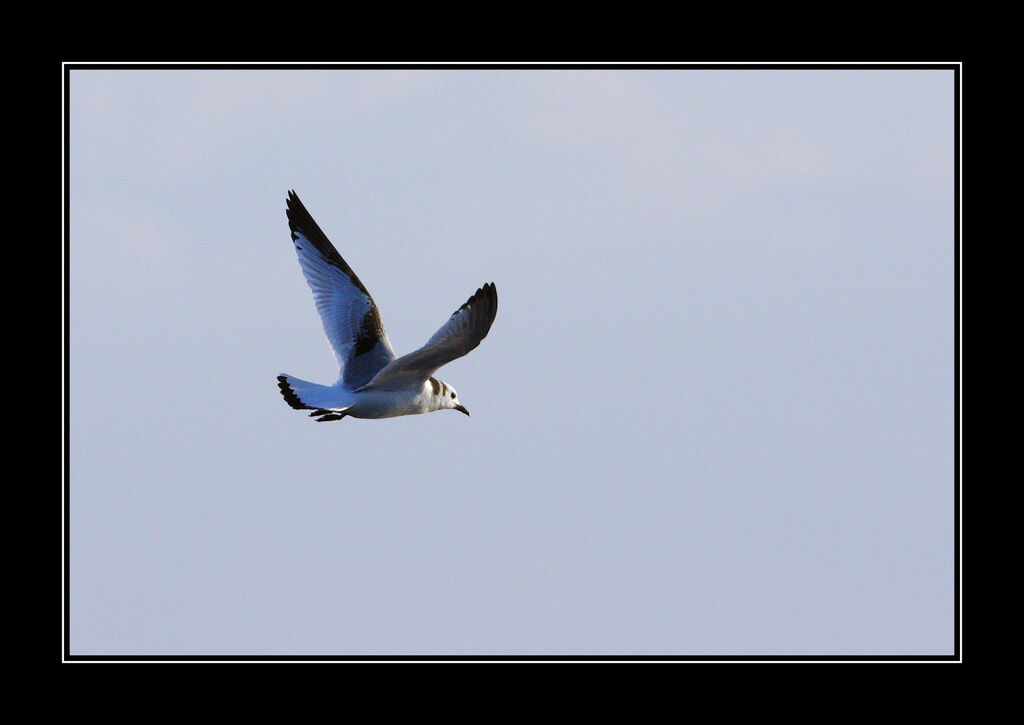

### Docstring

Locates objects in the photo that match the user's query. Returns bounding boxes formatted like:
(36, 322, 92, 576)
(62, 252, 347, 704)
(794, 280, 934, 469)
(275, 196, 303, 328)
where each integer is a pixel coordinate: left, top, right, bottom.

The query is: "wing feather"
(286, 191, 396, 389)
(363, 283, 497, 390)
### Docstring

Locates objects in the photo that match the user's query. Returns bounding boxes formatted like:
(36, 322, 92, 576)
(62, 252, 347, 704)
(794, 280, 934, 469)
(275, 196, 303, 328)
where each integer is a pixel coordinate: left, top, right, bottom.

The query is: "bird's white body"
(351, 383, 435, 419)
(279, 374, 464, 420)
(276, 191, 497, 422)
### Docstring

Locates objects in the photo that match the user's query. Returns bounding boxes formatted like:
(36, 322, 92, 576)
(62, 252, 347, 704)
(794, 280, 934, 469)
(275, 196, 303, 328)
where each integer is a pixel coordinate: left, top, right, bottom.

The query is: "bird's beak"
(454, 404, 470, 416)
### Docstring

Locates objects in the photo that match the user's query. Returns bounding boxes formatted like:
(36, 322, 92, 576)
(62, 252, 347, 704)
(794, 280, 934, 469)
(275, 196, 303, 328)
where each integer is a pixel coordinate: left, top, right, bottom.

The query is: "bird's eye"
(451, 392, 456, 399)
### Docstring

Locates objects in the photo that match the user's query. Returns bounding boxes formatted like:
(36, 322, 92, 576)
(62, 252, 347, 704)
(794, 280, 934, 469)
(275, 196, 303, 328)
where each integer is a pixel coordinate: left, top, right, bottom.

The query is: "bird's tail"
(276, 374, 353, 421)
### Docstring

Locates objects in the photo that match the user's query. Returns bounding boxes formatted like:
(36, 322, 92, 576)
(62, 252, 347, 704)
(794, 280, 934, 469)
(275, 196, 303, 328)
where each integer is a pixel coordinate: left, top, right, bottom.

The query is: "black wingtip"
(455, 282, 498, 316)
(284, 191, 375, 298)
(285, 191, 307, 239)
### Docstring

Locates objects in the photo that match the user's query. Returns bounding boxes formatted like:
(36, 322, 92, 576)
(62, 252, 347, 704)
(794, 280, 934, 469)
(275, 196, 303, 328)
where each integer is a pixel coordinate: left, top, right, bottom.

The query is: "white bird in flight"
(277, 191, 498, 422)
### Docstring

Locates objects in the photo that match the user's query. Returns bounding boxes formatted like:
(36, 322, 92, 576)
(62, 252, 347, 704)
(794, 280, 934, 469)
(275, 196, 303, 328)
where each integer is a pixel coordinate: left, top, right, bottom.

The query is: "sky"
(67, 67, 956, 656)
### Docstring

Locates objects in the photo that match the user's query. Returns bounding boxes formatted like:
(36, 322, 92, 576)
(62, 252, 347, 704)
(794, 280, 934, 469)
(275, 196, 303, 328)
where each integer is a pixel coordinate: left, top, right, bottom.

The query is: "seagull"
(277, 191, 497, 422)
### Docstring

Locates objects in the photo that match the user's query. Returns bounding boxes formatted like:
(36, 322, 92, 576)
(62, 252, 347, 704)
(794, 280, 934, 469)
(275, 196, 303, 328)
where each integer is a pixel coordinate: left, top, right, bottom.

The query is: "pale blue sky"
(68, 67, 955, 656)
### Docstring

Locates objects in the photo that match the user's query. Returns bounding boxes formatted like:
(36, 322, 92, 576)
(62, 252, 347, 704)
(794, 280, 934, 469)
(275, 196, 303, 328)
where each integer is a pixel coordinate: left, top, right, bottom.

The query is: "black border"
(63, 61, 961, 663)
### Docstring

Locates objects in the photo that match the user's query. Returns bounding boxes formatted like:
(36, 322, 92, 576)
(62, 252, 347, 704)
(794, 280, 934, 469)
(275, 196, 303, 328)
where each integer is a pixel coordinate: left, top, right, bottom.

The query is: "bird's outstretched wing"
(362, 283, 497, 390)
(286, 190, 396, 389)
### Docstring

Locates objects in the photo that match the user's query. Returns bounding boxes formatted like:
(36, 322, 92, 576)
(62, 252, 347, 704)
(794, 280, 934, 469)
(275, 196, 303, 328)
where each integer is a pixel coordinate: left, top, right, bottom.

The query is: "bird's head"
(438, 380, 470, 416)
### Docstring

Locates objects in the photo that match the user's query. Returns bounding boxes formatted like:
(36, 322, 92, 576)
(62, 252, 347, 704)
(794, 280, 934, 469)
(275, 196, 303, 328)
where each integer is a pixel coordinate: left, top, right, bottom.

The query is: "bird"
(277, 191, 497, 422)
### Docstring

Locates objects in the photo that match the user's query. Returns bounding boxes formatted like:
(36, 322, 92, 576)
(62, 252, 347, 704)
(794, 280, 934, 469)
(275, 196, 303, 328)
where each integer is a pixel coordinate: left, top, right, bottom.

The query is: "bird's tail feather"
(277, 374, 353, 421)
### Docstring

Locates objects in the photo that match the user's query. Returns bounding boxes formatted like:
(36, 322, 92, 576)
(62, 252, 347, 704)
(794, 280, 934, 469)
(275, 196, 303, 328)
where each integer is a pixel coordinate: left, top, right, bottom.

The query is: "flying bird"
(277, 191, 497, 422)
